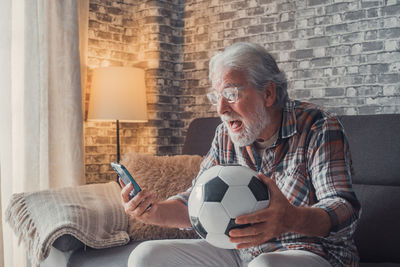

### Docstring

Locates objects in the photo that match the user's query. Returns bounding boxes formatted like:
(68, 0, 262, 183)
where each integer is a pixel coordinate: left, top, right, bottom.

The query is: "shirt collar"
(280, 99, 297, 139)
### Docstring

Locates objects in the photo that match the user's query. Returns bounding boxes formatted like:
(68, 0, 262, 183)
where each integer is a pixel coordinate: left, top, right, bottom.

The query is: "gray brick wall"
(291, 0, 400, 115)
(85, 0, 399, 183)
(182, 0, 400, 120)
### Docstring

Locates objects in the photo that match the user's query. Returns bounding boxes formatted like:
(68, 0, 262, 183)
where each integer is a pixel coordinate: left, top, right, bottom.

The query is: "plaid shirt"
(174, 99, 361, 266)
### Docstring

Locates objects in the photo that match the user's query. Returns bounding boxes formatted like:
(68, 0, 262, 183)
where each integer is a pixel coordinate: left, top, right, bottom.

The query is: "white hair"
(209, 42, 288, 107)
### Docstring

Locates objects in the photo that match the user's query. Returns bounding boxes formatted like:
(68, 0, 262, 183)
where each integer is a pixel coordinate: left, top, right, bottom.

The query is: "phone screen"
(111, 162, 141, 199)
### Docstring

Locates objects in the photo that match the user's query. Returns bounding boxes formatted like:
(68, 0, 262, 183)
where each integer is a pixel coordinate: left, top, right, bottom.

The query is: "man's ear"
(263, 82, 277, 107)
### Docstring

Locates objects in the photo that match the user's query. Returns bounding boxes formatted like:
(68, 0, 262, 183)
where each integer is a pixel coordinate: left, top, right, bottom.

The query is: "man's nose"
(217, 96, 230, 115)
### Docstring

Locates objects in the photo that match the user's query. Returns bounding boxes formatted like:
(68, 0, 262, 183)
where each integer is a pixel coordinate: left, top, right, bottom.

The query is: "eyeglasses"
(206, 86, 244, 105)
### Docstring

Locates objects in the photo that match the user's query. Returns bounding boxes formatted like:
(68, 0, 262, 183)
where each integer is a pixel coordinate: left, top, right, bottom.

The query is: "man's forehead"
(211, 69, 246, 89)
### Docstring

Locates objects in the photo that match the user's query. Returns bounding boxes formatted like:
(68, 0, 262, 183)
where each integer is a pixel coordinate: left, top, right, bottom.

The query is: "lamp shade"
(88, 67, 148, 122)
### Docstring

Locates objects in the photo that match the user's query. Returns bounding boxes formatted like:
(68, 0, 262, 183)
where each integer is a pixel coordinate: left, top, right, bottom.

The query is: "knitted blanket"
(5, 182, 130, 267)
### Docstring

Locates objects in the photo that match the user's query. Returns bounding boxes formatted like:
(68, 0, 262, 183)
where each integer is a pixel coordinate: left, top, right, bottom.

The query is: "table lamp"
(88, 67, 148, 174)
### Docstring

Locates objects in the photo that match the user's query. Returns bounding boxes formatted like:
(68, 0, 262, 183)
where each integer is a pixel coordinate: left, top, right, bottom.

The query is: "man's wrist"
(288, 206, 331, 237)
(156, 199, 192, 228)
(286, 205, 303, 234)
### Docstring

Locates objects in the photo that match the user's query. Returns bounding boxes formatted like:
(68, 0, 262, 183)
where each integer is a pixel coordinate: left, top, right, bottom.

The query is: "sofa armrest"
(6, 182, 130, 267)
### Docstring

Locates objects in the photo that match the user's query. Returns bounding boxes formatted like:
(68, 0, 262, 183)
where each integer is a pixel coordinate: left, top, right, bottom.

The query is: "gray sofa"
(63, 114, 400, 266)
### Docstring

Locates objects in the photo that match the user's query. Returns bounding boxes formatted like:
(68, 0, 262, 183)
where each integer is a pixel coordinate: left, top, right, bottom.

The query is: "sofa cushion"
(68, 240, 142, 267)
(121, 152, 202, 240)
(353, 184, 400, 263)
(339, 114, 400, 186)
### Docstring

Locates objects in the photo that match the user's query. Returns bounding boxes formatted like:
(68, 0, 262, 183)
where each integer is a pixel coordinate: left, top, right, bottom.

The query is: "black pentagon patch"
(190, 216, 207, 239)
(248, 176, 269, 201)
(203, 176, 229, 202)
(224, 218, 250, 237)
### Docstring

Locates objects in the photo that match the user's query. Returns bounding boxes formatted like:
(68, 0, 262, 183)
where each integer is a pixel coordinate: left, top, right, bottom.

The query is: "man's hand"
(120, 178, 192, 228)
(229, 173, 332, 249)
(228, 173, 296, 249)
(120, 179, 159, 224)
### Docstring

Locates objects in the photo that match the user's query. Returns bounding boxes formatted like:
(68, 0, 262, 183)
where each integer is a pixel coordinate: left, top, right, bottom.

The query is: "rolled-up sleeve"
(307, 116, 361, 240)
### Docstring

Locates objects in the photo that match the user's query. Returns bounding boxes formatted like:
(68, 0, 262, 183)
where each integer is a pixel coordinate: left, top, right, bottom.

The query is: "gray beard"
(222, 102, 270, 147)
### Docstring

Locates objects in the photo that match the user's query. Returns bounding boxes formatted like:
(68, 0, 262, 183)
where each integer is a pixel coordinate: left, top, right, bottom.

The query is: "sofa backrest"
(183, 114, 400, 263)
(182, 117, 221, 156)
(339, 114, 400, 263)
(338, 114, 400, 186)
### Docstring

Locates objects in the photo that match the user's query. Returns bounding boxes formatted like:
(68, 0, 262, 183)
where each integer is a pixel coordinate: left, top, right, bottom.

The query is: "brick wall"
(292, 0, 400, 115)
(85, 0, 400, 183)
(85, 0, 184, 183)
(182, 0, 400, 119)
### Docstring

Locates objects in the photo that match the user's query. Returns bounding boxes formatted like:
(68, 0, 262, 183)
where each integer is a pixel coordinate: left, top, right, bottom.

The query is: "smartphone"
(111, 162, 141, 199)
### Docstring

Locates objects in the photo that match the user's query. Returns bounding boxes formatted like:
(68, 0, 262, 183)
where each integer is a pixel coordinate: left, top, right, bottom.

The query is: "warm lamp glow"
(88, 67, 148, 122)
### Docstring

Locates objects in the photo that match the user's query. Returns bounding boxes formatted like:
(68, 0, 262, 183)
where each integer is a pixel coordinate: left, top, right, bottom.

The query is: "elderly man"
(121, 42, 361, 267)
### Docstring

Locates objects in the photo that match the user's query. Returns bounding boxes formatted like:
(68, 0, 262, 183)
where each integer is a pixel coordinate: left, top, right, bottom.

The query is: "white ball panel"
(198, 202, 231, 234)
(252, 200, 270, 213)
(189, 165, 270, 250)
(218, 165, 257, 186)
(206, 233, 236, 249)
(188, 185, 203, 217)
(221, 186, 257, 218)
(195, 165, 224, 185)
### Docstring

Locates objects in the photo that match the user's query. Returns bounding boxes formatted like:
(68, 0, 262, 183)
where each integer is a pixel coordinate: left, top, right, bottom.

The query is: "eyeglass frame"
(206, 86, 245, 105)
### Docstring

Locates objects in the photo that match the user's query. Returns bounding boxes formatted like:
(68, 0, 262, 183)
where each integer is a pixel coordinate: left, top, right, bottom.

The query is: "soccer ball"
(188, 165, 269, 249)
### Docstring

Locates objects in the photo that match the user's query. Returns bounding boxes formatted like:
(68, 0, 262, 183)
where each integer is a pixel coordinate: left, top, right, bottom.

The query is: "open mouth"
(229, 120, 243, 132)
